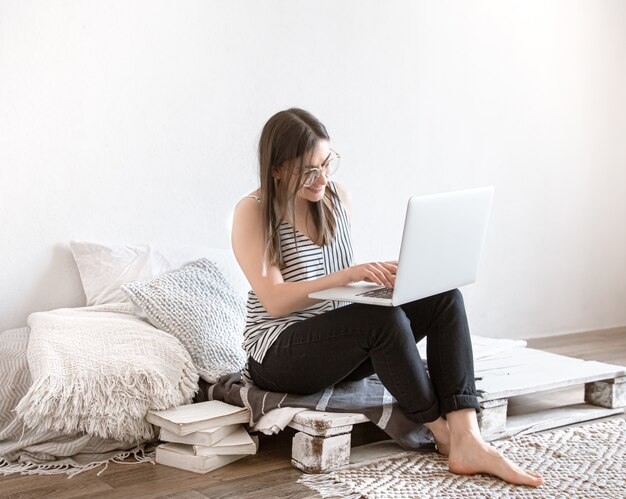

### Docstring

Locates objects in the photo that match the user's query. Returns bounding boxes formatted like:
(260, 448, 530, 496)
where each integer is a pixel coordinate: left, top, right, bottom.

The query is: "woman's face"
(293, 140, 331, 204)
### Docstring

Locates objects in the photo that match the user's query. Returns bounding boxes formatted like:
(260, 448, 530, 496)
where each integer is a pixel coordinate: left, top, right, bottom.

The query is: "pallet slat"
(476, 349, 626, 400)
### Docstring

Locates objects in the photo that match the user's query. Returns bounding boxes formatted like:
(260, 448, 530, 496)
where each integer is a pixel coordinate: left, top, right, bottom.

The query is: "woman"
(231, 108, 544, 487)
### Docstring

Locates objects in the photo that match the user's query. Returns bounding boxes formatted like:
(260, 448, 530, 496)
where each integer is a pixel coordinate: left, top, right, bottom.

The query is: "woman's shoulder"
(234, 190, 263, 221)
(236, 189, 262, 207)
(242, 188, 261, 202)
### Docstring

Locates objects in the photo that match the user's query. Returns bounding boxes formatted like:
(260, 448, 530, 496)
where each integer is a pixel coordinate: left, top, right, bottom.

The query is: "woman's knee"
(350, 305, 413, 347)
(438, 288, 465, 309)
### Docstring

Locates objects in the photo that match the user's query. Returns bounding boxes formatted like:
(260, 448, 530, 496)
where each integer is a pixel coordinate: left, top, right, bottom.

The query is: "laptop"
(309, 186, 495, 307)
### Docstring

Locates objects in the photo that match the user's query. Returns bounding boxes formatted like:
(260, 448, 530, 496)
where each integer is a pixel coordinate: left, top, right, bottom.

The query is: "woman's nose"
(315, 171, 329, 186)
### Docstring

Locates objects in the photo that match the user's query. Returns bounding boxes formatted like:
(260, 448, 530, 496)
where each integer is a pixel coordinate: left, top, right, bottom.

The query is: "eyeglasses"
(302, 149, 341, 187)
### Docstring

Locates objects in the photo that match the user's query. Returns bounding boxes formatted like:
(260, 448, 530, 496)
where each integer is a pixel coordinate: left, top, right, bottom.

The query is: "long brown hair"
(258, 108, 339, 269)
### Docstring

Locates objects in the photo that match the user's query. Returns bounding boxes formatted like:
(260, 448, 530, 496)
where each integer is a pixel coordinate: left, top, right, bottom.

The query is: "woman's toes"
(524, 469, 543, 479)
(517, 469, 544, 486)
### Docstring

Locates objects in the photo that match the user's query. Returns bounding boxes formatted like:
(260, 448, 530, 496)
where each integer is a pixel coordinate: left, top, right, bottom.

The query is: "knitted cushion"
(121, 258, 247, 383)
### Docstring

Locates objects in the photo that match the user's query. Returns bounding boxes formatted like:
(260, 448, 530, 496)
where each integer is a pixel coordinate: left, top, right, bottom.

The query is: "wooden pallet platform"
(288, 347, 626, 473)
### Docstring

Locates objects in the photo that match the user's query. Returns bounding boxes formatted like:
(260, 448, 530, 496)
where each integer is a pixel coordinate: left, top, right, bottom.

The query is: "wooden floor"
(2, 327, 625, 499)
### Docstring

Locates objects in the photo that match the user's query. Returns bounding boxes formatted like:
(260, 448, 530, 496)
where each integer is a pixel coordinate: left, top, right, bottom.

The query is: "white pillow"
(70, 240, 173, 306)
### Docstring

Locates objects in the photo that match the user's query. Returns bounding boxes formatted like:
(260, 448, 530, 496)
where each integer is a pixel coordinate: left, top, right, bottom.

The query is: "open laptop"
(309, 186, 495, 306)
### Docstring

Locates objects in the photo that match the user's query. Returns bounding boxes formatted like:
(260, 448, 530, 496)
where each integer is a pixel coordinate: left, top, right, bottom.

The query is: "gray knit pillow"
(121, 258, 246, 383)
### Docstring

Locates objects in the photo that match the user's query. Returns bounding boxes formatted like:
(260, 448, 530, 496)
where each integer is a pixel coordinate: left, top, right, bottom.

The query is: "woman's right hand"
(344, 261, 397, 288)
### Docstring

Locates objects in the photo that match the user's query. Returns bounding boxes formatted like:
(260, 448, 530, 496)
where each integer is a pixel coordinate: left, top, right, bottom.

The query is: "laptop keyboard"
(356, 287, 394, 299)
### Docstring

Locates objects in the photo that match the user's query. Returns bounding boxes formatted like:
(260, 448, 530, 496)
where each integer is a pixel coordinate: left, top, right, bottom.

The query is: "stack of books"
(146, 400, 258, 474)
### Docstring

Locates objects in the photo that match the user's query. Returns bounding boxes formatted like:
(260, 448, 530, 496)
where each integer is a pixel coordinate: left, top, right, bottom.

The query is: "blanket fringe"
(298, 473, 363, 499)
(0, 447, 155, 479)
(15, 364, 198, 442)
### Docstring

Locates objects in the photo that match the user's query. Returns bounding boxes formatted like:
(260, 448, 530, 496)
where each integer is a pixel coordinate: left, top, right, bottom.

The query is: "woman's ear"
(272, 168, 281, 180)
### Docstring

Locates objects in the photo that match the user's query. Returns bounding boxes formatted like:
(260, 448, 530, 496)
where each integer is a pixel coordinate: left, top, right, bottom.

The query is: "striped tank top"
(242, 182, 354, 376)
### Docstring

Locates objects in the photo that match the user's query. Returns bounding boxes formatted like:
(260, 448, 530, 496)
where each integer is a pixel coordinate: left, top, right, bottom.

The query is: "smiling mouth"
(307, 186, 325, 192)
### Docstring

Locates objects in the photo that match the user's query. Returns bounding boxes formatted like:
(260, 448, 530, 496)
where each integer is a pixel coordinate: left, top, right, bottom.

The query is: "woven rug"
(299, 418, 626, 498)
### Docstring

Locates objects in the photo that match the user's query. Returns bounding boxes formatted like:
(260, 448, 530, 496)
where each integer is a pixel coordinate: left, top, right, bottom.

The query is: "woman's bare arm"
(232, 188, 395, 318)
(231, 197, 353, 317)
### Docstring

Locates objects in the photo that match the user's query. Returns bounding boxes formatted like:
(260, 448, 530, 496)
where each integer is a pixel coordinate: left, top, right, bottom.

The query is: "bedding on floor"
(0, 246, 250, 477)
(0, 327, 150, 476)
(1, 303, 200, 476)
(15, 302, 199, 442)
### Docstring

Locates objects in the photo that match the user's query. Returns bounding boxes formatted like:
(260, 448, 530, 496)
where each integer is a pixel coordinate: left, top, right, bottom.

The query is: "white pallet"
(289, 347, 626, 473)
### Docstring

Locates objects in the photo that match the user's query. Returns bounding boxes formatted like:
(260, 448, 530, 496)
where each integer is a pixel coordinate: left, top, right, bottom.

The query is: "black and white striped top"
(242, 182, 353, 378)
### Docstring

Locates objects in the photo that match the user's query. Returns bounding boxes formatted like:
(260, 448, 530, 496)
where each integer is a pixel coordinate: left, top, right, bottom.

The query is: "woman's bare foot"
(424, 418, 451, 457)
(448, 432, 544, 487)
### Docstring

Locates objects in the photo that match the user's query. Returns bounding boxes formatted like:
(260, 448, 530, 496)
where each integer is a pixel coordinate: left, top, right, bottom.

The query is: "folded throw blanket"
(0, 326, 152, 477)
(15, 303, 199, 442)
(197, 374, 435, 451)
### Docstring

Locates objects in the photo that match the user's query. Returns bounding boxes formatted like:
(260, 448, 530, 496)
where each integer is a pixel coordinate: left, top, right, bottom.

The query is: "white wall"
(1, 0, 625, 338)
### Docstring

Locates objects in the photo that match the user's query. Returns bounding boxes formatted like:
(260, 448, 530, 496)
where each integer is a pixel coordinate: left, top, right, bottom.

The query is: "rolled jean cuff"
(406, 399, 441, 424)
(439, 394, 480, 416)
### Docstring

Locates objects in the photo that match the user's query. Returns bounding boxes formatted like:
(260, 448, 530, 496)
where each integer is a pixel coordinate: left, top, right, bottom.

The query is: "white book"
(146, 401, 250, 436)
(160, 424, 240, 446)
(156, 443, 247, 474)
(193, 426, 259, 456)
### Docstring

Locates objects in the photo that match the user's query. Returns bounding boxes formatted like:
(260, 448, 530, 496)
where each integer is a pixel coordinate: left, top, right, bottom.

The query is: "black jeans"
(248, 288, 480, 424)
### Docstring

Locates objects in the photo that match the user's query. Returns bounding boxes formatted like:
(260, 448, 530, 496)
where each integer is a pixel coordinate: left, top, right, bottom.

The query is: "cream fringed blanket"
(15, 303, 199, 443)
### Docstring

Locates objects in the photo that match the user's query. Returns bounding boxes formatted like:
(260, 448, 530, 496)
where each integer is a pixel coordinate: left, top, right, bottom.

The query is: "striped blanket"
(198, 374, 436, 451)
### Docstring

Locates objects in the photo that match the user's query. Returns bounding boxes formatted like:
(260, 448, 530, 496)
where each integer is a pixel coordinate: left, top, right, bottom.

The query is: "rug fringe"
(0, 447, 155, 479)
(298, 473, 362, 499)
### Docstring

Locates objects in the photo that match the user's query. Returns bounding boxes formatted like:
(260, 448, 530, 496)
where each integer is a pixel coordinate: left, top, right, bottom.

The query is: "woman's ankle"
(446, 408, 482, 439)
(450, 428, 484, 447)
